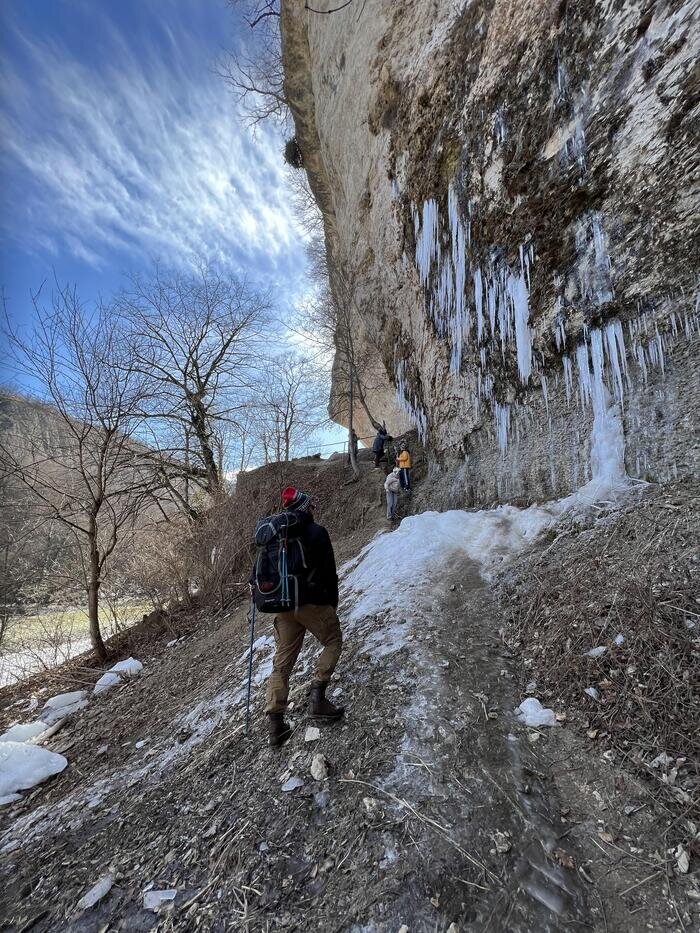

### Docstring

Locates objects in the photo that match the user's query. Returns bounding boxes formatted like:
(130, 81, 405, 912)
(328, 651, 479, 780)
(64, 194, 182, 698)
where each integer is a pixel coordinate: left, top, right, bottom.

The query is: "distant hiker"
(346, 429, 359, 464)
(372, 426, 388, 468)
(250, 486, 344, 748)
(397, 441, 412, 490)
(384, 467, 401, 521)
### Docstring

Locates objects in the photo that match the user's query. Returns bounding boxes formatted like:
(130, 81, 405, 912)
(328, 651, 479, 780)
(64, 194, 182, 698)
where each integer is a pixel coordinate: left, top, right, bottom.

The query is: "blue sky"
(0, 0, 318, 387)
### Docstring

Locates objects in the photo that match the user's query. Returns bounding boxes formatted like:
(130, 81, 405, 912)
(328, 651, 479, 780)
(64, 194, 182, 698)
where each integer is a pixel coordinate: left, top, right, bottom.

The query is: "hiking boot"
(267, 712, 292, 748)
(309, 681, 344, 722)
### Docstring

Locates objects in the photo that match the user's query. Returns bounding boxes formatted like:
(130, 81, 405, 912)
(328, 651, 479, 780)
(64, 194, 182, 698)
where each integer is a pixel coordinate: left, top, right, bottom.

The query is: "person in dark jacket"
(372, 426, 388, 468)
(262, 486, 344, 747)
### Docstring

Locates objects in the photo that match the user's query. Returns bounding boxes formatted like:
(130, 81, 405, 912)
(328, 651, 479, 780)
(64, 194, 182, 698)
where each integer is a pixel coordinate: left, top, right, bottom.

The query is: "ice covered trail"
(329, 394, 639, 930)
(0, 398, 653, 931)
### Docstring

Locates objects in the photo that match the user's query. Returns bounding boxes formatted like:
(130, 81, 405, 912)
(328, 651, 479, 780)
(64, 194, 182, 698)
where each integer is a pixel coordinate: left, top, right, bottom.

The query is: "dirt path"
(0, 528, 692, 931)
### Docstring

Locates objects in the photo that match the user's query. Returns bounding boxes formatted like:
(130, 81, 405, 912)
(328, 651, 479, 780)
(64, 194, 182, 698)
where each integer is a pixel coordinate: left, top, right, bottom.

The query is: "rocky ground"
(1, 475, 698, 932)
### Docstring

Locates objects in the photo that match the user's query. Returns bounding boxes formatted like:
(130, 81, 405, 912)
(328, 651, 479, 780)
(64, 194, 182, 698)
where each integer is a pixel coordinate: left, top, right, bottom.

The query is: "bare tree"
(1, 285, 162, 661)
(251, 354, 329, 462)
(116, 264, 270, 502)
(219, 1, 288, 127)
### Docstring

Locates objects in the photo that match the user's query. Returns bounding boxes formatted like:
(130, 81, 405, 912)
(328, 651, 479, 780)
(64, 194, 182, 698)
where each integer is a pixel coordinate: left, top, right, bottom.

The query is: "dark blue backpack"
(252, 511, 308, 613)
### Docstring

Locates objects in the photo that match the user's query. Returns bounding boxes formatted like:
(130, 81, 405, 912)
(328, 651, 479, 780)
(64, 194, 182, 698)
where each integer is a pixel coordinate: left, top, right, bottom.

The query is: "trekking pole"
(244, 599, 257, 737)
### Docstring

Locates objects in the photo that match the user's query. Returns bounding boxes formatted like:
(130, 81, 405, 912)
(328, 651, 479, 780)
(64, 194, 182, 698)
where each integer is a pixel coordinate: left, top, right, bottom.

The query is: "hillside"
(0, 442, 697, 931)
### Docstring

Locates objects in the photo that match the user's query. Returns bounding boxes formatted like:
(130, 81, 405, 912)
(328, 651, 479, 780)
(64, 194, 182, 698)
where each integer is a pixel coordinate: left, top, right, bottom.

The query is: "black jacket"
(250, 510, 339, 609)
(372, 430, 387, 454)
(296, 514, 339, 608)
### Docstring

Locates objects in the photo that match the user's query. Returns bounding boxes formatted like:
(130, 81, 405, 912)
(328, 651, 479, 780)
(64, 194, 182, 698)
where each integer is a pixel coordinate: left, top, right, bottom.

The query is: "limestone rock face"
(281, 0, 699, 504)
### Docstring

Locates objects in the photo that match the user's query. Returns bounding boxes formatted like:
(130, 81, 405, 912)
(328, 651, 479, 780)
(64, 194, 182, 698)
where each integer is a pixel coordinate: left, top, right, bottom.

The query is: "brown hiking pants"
(265, 604, 342, 714)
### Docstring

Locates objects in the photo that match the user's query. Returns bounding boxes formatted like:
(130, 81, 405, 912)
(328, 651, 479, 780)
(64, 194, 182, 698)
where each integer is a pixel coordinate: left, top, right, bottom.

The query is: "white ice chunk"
(40, 691, 88, 724)
(281, 776, 304, 793)
(614, 634, 625, 646)
(0, 741, 68, 796)
(584, 687, 600, 701)
(93, 672, 122, 695)
(42, 690, 86, 711)
(143, 889, 177, 911)
(515, 698, 558, 727)
(650, 752, 673, 769)
(0, 721, 50, 744)
(78, 874, 114, 910)
(110, 657, 143, 677)
(586, 646, 607, 658)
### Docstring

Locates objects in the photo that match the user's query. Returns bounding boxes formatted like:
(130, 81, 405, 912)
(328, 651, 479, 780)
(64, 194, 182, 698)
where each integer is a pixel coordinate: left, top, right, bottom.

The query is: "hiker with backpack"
(384, 467, 401, 521)
(397, 441, 412, 490)
(250, 486, 344, 747)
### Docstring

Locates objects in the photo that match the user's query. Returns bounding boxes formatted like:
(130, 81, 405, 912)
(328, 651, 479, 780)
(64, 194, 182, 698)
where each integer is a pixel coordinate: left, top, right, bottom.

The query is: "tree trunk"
(190, 399, 220, 492)
(87, 521, 107, 662)
(347, 374, 359, 477)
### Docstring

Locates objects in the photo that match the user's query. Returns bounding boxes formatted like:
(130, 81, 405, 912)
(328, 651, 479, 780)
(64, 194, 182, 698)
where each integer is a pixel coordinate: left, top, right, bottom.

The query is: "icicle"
(508, 269, 532, 383)
(414, 199, 440, 286)
(563, 354, 573, 405)
(474, 266, 484, 344)
(575, 341, 592, 408)
(604, 320, 625, 404)
(493, 402, 510, 454)
(589, 327, 607, 414)
(541, 374, 550, 418)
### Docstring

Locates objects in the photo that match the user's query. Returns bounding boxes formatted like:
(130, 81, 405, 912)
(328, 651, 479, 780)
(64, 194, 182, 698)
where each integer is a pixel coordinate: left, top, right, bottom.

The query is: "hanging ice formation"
(402, 186, 698, 461)
(394, 357, 428, 442)
(575, 212, 614, 306)
(404, 187, 535, 447)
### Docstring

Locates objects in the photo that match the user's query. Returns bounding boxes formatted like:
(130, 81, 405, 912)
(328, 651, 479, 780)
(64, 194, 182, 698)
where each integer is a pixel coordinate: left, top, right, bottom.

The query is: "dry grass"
(495, 481, 700, 816)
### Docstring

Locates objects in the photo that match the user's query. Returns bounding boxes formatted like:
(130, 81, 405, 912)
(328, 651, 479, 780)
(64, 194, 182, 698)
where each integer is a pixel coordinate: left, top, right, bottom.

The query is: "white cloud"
(0, 18, 306, 281)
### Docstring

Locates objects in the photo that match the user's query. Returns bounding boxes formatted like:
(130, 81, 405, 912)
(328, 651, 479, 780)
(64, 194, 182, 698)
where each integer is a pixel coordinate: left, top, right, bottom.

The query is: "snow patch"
(0, 741, 68, 796)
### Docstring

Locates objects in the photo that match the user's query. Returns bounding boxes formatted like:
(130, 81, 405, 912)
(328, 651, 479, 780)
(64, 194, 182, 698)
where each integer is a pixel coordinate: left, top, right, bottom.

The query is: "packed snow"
(0, 742, 67, 796)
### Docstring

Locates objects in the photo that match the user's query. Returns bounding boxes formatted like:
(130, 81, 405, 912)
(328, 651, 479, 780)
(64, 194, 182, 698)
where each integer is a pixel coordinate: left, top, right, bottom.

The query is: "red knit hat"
(281, 486, 311, 511)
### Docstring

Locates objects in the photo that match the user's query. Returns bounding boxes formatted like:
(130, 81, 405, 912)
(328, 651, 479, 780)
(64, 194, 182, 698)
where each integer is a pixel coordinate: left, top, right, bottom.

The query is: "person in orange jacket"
(397, 441, 412, 490)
